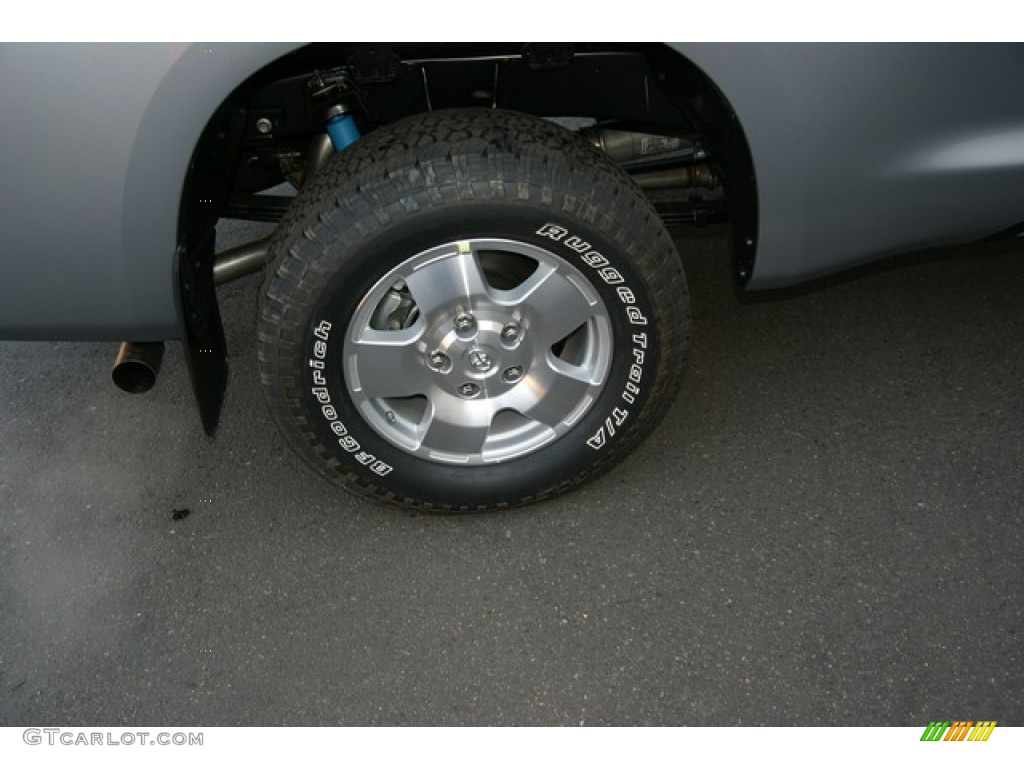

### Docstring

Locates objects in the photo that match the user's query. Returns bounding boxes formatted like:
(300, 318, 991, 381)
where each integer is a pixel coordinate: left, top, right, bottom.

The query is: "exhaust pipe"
(582, 127, 701, 168)
(112, 342, 165, 394)
(632, 164, 718, 191)
(210, 134, 329, 286)
(213, 235, 271, 286)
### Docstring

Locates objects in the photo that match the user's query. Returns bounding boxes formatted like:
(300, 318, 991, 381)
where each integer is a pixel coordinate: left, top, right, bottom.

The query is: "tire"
(257, 108, 689, 512)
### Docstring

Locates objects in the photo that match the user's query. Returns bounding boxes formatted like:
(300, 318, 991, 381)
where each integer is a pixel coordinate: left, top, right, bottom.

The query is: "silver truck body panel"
(0, 43, 297, 340)
(676, 43, 1024, 288)
(0, 43, 1021, 339)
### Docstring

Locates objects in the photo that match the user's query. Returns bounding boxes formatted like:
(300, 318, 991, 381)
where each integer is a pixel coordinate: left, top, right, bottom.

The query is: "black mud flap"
(175, 101, 248, 435)
(176, 235, 228, 436)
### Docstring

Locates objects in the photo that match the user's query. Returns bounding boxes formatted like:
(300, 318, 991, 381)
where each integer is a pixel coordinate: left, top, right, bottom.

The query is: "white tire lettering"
(564, 236, 590, 253)
(313, 320, 332, 341)
(625, 306, 648, 325)
(370, 461, 393, 477)
(598, 267, 624, 285)
(537, 223, 654, 451)
(308, 320, 394, 475)
(536, 223, 568, 241)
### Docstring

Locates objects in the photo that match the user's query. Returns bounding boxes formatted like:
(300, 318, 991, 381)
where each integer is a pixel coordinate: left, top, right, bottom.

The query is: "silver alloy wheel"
(343, 238, 613, 465)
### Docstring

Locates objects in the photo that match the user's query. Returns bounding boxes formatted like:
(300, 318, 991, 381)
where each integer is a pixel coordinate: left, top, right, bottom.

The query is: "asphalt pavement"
(1, 223, 1021, 725)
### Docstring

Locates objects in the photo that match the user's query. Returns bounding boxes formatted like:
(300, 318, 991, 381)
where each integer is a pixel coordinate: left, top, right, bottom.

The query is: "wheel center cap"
(468, 349, 494, 372)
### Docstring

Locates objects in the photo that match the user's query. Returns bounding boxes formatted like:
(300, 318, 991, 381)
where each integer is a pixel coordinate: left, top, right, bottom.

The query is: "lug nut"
(454, 313, 476, 334)
(502, 366, 524, 384)
(255, 117, 273, 134)
(501, 322, 522, 343)
(458, 383, 481, 398)
(428, 350, 450, 371)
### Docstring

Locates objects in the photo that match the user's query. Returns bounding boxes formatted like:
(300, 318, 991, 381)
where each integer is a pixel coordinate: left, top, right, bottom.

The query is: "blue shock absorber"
(326, 106, 360, 151)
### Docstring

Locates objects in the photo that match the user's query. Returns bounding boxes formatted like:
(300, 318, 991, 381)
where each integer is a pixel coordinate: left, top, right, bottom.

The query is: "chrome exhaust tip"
(112, 341, 165, 394)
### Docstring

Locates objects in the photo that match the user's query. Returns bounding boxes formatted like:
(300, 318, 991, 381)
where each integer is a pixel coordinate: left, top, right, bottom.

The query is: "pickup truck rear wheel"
(257, 108, 689, 511)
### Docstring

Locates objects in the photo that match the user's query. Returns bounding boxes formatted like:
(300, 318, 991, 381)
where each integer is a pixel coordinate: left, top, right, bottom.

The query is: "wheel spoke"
(506, 265, 598, 346)
(419, 395, 495, 457)
(513, 362, 593, 429)
(404, 248, 491, 321)
(349, 326, 430, 398)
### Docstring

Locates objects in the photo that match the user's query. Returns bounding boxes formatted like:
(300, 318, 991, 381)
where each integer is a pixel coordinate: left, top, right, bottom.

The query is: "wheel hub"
(425, 310, 531, 394)
(467, 348, 493, 373)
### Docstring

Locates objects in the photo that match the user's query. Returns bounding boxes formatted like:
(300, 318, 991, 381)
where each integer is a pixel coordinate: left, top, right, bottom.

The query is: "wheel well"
(177, 43, 757, 433)
(185, 43, 756, 248)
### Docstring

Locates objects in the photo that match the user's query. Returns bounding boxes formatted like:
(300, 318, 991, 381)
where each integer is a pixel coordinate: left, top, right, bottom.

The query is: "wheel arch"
(172, 41, 761, 308)
(122, 44, 302, 337)
(170, 42, 759, 432)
